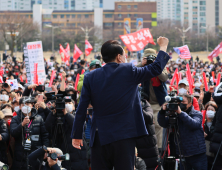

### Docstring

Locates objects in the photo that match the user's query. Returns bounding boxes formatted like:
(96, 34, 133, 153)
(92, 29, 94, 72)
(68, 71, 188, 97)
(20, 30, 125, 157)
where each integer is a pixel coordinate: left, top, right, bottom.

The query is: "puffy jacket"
(210, 94, 222, 155)
(45, 112, 88, 170)
(77, 74, 84, 103)
(136, 99, 158, 169)
(10, 109, 49, 170)
(0, 112, 9, 164)
(158, 107, 206, 157)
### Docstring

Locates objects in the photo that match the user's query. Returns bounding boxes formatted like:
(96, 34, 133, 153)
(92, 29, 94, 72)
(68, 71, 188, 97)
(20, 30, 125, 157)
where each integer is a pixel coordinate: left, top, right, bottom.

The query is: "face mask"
(58, 76, 61, 79)
(57, 160, 61, 167)
(67, 71, 70, 74)
(180, 103, 187, 111)
(121, 55, 127, 63)
(178, 88, 187, 94)
(206, 110, 215, 119)
(67, 77, 72, 81)
(12, 63, 15, 66)
(65, 104, 73, 113)
(14, 106, 20, 112)
(71, 71, 74, 75)
(1, 95, 9, 101)
(85, 67, 88, 70)
(74, 69, 77, 72)
(22, 105, 31, 114)
(60, 69, 64, 72)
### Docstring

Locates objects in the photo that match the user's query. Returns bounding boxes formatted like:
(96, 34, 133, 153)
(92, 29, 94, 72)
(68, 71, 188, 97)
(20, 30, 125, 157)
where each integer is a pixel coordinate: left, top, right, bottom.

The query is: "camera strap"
(25, 120, 33, 138)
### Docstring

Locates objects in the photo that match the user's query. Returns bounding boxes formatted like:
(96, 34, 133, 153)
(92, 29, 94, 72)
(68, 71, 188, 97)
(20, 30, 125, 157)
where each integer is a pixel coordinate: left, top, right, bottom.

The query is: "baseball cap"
(90, 59, 102, 68)
(178, 79, 189, 86)
(194, 92, 200, 97)
(2, 109, 13, 117)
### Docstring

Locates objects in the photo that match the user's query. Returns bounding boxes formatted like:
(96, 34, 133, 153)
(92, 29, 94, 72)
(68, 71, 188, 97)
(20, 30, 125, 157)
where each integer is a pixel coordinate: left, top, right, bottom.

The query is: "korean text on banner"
(6, 79, 18, 90)
(24, 41, 46, 85)
(119, 28, 156, 52)
(208, 42, 222, 62)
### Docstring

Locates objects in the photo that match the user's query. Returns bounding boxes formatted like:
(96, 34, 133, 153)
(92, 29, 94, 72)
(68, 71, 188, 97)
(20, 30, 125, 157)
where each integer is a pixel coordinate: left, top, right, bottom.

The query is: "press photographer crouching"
(45, 95, 88, 170)
(10, 97, 49, 170)
(158, 94, 207, 170)
(28, 146, 69, 170)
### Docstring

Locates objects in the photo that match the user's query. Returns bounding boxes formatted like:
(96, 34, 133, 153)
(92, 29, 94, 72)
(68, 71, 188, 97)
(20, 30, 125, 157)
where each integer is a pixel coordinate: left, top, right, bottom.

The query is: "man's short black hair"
(80, 60, 85, 65)
(101, 40, 123, 63)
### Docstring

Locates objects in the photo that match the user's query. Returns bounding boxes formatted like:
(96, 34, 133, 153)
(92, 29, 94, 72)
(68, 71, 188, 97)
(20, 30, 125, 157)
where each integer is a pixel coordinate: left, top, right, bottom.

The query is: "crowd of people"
(0, 38, 221, 170)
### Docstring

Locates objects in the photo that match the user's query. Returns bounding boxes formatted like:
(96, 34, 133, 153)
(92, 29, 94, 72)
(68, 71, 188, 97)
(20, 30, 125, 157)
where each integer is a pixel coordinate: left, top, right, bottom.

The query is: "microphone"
(165, 96, 171, 103)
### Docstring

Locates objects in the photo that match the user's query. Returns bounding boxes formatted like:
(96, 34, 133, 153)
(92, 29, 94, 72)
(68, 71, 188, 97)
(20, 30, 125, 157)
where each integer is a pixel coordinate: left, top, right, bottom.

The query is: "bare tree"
(0, 12, 39, 56)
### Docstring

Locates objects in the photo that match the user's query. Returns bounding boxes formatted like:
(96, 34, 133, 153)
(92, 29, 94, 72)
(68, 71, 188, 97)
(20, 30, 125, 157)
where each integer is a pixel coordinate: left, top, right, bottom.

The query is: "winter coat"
(10, 109, 49, 170)
(158, 107, 206, 157)
(45, 112, 88, 170)
(210, 94, 222, 155)
(0, 112, 9, 164)
(136, 99, 158, 169)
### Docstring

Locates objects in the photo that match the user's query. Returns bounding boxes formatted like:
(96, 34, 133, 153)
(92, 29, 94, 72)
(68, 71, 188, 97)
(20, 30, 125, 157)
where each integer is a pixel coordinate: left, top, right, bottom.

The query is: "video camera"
(145, 55, 156, 65)
(165, 96, 183, 116)
(47, 152, 70, 161)
(55, 95, 72, 117)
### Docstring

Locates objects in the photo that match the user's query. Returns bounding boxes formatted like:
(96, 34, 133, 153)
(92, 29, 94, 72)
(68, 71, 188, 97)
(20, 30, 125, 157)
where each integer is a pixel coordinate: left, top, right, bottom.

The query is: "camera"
(3, 74, 7, 83)
(145, 55, 156, 65)
(165, 96, 183, 115)
(45, 92, 56, 101)
(55, 94, 66, 117)
(35, 85, 45, 92)
(47, 153, 70, 161)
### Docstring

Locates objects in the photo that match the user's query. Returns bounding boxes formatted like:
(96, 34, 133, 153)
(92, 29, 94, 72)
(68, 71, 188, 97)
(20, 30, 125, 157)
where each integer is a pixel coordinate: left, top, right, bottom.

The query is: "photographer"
(137, 48, 168, 150)
(158, 94, 207, 170)
(28, 146, 62, 170)
(10, 97, 49, 170)
(45, 99, 88, 170)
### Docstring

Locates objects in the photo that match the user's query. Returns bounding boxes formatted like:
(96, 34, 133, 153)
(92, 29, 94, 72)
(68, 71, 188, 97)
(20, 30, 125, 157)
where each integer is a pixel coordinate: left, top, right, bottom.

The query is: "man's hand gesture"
(157, 37, 169, 52)
(72, 139, 83, 150)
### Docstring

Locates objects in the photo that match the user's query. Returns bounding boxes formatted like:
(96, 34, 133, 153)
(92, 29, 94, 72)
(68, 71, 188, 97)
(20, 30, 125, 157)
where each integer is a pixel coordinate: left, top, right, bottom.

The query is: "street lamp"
(45, 24, 59, 53)
(201, 25, 209, 55)
(79, 26, 94, 41)
(175, 26, 191, 45)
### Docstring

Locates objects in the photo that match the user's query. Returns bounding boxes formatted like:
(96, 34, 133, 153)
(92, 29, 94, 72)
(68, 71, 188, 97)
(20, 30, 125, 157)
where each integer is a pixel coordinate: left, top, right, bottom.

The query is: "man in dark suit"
(71, 37, 170, 170)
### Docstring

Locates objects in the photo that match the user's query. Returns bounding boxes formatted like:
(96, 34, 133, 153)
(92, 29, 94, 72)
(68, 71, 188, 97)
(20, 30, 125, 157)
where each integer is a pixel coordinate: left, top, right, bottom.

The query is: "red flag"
(85, 40, 93, 56)
(81, 69, 85, 75)
(49, 70, 56, 87)
(73, 44, 83, 62)
(176, 72, 179, 88)
(216, 73, 221, 86)
(65, 43, 70, 55)
(119, 28, 155, 52)
(34, 63, 38, 84)
(202, 110, 206, 131)
(186, 64, 193, 87)
(74, 74, 80, 91)
(170, 68, 178, 86)
(203, 72, 209, 91)
(60, 44, 69, 62)
(208, 42, 222, 61)
(178, 72, 182, 81)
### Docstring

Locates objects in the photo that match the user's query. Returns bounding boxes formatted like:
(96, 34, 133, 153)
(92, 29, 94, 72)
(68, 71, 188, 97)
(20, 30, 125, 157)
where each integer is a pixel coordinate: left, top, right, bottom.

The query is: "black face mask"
(180, 103, 187, 111)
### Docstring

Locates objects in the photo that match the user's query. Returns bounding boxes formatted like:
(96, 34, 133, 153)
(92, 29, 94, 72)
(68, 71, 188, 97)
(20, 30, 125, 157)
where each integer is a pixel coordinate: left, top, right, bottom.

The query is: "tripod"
(52, 116, 71, 170)
(158, 115, 186, 170)
(211, 141, 222, 170)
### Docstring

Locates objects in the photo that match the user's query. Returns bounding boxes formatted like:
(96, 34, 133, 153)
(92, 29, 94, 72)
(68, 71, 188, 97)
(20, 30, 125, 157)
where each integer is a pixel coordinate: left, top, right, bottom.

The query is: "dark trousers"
(91, 132, 136, 170)
(180, 153, 207, 170)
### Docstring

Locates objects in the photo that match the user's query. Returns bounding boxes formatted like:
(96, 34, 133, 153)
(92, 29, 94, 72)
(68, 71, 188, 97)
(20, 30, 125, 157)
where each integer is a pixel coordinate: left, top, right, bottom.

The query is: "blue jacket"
(71, 51, 170, 147)
(158, 107, 206, 157)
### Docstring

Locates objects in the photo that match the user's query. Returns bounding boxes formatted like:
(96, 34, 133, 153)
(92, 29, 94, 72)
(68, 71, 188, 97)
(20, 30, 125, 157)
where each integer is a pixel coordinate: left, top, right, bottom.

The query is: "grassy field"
(3, 50, 222, 63)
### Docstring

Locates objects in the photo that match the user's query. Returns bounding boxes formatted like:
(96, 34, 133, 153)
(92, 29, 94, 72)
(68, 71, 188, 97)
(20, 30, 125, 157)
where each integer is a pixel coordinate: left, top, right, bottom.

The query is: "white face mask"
(67, 77, 72, 81)
(71, 71, 74, 75)
(14, 106, 20, 112)
(2, 95, 9, 101)
(22, 105, 31, 114)
(178, 88, 187, 94)
(65, 104, 73, 113)
(58, 76, 61, 79)
(67, 71, 70, 74)
(60, 69, 64, 72)
(206, 110, 215, 119)
(57, 160, 61, 167)
(74, 69, 77, 72)
(121, 55, 127, 63)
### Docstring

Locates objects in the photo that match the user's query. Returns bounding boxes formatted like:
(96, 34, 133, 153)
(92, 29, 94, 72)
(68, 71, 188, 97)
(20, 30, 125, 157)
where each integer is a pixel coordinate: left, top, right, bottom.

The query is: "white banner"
(24, 41, 46, 85)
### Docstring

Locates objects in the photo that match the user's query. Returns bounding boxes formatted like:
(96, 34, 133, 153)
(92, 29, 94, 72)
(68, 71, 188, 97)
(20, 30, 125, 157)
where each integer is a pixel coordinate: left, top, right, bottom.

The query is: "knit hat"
(143, 48, 157, 58)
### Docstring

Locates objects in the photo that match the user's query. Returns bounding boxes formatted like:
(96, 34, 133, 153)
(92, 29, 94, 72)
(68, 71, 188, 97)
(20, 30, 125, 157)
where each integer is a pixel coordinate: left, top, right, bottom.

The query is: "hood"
(0, 111, 5, 119)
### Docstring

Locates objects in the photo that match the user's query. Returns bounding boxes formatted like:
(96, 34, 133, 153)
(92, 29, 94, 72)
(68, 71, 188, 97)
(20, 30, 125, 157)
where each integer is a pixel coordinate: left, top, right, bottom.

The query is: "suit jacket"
(71, 51, 170, 147)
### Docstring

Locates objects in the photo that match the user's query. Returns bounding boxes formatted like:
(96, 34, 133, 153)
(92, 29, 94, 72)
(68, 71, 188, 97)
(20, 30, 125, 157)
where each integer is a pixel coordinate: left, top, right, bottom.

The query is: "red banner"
(170, 68, 178, 86)
(119, 28, 156, 52)
(75, 73, 80, 91)
(73, 44, 83, 62)
(216, 73, 221, 86)
(49, 70, 56, 87)
(202, 110, 206, 131)
(203, 72, 209, 91)
(85, 40, 93, 56)
(34, 63, 38, 84)
(208, 42, 222, 61)
(60, 44, 70, 62)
